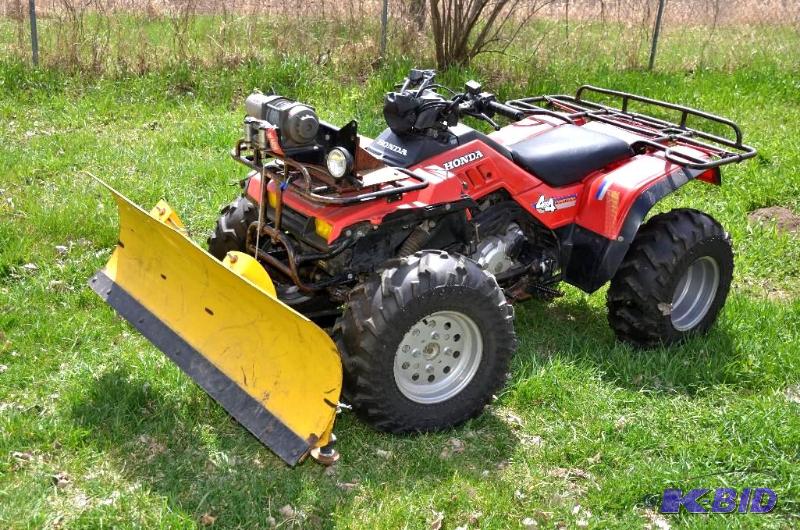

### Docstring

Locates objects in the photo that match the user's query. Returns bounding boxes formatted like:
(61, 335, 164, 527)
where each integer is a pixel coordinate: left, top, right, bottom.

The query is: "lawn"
(1, 17, 800, 530)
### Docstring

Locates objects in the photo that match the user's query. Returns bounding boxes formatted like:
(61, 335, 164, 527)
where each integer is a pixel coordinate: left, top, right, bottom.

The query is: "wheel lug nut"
(412, 349, 421, 357)
(432, 332, 439, 340)
(425, 364, 434, 373)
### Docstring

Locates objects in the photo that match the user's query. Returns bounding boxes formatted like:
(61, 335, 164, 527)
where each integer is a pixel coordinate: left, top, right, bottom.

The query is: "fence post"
(28, 0, 39, 66)
(380, 0, 389, 59)
(648, 0, 666, 70)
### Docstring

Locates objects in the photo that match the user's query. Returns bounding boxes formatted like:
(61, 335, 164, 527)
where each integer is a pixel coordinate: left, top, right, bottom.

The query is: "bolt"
(432, 332, 439, 340)
(228, 253, 238, 263)
(428, 320, 436, 328)
(412, 349, 421, 358)
(345, 230, 352, 237)
(425, 364, 434, 373)
(402, 345, 410, 353)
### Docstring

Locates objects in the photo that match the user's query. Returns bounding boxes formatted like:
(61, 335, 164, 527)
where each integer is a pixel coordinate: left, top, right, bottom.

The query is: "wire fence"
(1, 0, 798, 74)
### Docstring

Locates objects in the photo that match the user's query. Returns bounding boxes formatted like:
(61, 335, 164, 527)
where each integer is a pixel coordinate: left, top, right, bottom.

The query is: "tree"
(405, 0, 428, 27)
(429, 0, 550, 69)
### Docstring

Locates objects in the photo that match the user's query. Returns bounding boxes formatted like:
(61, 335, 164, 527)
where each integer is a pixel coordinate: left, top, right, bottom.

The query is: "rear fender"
(559, 166, 710, 293)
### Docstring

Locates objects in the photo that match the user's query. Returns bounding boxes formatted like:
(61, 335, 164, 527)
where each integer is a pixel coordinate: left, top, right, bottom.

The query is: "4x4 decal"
(535, 193, 577, 213)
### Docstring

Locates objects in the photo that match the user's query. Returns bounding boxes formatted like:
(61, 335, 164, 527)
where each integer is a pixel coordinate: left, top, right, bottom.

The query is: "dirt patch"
(736, 278, 798, 302)
(748, 206, 800, 234)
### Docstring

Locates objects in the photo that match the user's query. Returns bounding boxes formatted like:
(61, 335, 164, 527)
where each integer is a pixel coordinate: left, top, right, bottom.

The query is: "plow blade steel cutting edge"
(88, 180, 342, 465)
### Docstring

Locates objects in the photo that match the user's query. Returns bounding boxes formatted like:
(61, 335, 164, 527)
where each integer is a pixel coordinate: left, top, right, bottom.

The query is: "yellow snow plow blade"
(89, 180, 341, 465)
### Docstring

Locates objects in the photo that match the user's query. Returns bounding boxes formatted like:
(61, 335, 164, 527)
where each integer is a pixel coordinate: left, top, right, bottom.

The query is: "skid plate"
(89, 180, 341, 465)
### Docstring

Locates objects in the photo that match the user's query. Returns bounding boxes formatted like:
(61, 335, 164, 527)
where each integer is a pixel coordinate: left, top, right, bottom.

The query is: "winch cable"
(254, 165, 267, 260)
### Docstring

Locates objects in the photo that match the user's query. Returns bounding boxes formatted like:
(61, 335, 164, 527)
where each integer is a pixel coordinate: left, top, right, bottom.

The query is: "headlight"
(326, 147, 353, 179)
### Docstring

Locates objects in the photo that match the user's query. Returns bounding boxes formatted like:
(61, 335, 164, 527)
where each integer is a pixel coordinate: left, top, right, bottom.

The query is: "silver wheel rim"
(393, 310, 483, 404)
(670, 256, 720, 331)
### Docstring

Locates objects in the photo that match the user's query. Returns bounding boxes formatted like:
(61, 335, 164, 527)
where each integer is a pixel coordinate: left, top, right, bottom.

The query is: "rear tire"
(339, 250, 516, 433)
(607, 208, 734, 347)
(207, 196, 258, 260)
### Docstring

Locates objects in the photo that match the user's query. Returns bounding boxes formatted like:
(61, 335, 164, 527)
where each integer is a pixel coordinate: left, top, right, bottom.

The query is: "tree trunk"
(407, 0, 427, 26)
(428, 0, 526, 69)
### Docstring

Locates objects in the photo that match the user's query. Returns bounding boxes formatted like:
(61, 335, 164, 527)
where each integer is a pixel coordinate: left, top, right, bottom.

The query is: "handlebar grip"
(488, 100, 524, 121)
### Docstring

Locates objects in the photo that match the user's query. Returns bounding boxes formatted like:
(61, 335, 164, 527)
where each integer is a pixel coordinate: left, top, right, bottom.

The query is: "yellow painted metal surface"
(95, 180, 341, 457)
(149, 199, 186, 230)
(222, 251, 277, 297)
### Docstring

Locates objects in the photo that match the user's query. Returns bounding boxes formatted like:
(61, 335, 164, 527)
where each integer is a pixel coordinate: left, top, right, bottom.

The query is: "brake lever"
(480, 113, 500, 131)
(462, 110, 500, 131)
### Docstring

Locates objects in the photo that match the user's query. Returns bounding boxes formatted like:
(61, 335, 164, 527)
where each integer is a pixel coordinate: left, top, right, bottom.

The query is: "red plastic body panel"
(246, 168, 464, 242)
(246, 119, 718, 244)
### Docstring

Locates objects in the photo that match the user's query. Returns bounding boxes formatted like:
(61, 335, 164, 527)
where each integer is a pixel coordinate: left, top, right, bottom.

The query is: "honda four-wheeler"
(90, 69, 755, 465)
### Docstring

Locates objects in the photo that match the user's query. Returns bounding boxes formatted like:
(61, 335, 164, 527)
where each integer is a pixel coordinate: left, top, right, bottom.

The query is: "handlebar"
(486, 100, 525, 121)
(391, 71, 525, 133)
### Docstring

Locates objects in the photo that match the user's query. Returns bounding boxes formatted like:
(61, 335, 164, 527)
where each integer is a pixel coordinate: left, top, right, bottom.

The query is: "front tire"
(207, 196, 258, 260)
(340, 250, 516, 433)
(607, 208, 734, 347)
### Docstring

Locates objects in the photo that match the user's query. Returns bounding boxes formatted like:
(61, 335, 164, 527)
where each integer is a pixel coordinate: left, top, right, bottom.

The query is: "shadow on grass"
(513, 294, 746, 396)
(70, 368, 517, 527)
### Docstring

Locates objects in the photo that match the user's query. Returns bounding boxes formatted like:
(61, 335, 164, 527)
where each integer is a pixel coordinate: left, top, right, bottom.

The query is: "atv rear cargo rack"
(507, 85, 757, 170)
(231, 140, 428, 205)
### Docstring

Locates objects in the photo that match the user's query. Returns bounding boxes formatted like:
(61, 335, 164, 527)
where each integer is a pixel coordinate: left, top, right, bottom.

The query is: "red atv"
(204, 69, 755, 438)
(91, 69, 756, 463)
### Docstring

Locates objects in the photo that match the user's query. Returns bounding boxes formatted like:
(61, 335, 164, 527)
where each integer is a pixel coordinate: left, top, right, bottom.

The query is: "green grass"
(1, 20, 800, 529)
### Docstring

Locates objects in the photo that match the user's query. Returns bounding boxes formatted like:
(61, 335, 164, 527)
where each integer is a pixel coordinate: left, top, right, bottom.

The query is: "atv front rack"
(231, 140, 429, 205)
(507, 86, 757, 170)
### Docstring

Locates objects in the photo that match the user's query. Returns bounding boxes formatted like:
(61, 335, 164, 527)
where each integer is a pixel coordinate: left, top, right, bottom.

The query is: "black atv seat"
(509, 124, 633, 187)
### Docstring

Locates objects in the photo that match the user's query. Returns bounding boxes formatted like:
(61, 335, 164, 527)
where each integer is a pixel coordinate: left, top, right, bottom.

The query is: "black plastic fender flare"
(557, 166, 713, 293)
